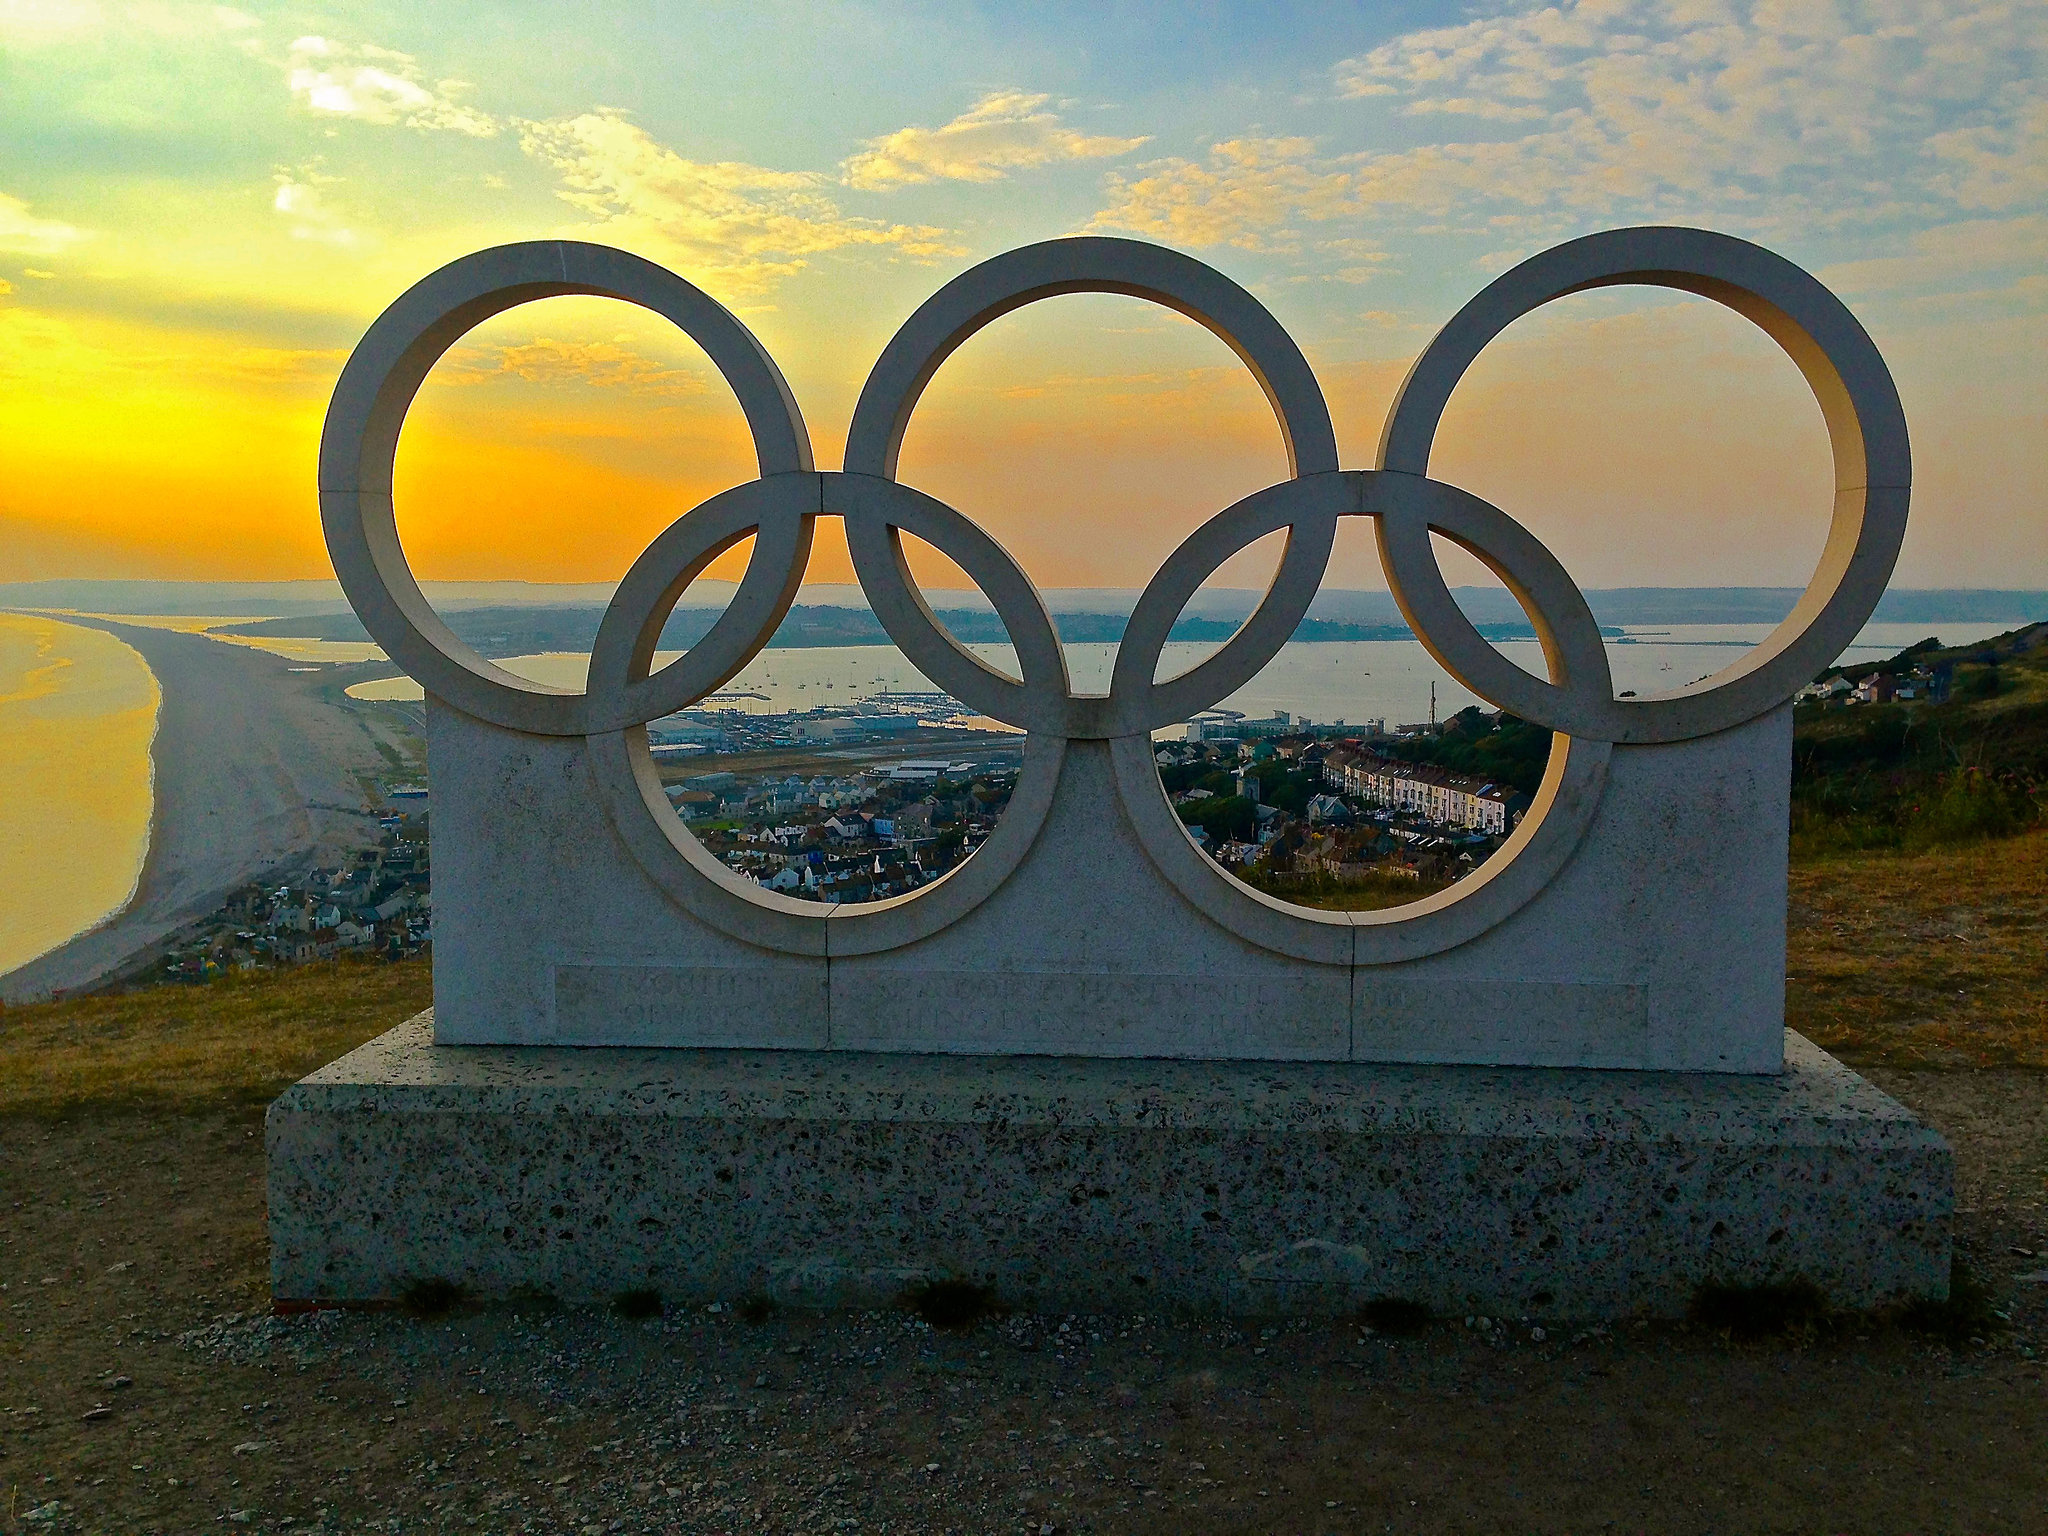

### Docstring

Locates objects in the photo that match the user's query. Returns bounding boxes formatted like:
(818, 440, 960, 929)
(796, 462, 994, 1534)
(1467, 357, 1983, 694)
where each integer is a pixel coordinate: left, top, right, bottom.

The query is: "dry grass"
(0, 832, 2041, 1118)
(0, 955, 430, 1115)
(1788, 827, 2048, 1069)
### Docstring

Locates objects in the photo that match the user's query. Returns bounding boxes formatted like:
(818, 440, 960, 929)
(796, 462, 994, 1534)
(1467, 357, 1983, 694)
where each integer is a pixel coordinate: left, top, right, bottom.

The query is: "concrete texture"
(319, 229, 1911, 1073)
(269, 1017, 1952, 1317)
(430, 701, 1791, 1071)
(292, 227, 1931, 1323)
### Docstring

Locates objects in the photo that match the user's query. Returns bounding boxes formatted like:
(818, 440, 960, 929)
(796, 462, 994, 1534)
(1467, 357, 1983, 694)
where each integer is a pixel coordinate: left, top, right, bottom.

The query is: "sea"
(0, 612, 159, 977)
(0, 612, 2024, 978)
(341, 621, 2015, 726)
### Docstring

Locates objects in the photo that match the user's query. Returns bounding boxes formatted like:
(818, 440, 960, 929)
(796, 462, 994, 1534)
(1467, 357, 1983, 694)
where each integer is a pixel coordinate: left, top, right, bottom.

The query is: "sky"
(1, 0, 2043, 600)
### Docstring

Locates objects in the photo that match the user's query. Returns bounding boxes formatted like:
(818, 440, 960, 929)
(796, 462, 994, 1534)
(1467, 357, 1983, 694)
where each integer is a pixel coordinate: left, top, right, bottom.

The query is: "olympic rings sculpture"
(320, 228, 1910, 964)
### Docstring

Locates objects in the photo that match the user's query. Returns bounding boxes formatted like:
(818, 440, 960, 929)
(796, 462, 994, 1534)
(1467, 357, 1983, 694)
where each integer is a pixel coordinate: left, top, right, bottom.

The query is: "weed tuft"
(399, 1276, 469, 1318)
(1900, 1258, 2001, 1344)
(1358, 1297, 1432, 1335)
(905, 1277, 998, 1329)
(1690, 1278, 1828, 1339)
(612, 1288, 662, 1321)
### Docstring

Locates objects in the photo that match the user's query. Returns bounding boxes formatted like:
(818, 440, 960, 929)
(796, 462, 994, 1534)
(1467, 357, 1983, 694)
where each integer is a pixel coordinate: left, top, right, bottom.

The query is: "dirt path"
(4, 1074, 2043, 1536)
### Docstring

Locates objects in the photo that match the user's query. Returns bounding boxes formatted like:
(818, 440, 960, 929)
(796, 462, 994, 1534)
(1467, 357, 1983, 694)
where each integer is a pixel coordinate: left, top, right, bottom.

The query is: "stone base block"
(268, 1016, 1952, 1318)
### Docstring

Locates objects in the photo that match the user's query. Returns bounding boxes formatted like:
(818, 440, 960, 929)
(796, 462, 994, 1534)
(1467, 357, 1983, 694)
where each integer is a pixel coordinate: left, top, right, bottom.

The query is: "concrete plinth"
(268, 1016, 1951, 1319)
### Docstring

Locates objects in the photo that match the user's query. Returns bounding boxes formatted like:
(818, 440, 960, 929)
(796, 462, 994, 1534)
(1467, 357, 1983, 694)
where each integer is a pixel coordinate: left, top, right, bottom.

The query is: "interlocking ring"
(320, 227, 1910, 962)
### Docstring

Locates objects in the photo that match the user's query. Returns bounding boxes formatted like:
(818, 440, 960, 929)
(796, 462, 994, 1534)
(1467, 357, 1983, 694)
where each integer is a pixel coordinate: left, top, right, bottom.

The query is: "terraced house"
(1321, 749, 1517, 835)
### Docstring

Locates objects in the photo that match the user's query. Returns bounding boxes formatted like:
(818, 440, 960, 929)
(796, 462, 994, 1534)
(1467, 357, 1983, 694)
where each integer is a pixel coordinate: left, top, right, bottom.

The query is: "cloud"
(518, 110, 961, 296)
(844, 90, 1148, 189)
(0, 0, 103, 42)
(284, 35, 498, 137)
(1088, 138, 1351, 250)
(1820, 216, 2048, 295)
(1928, 96, 2048, 212)
(1, 1, 269, 43)
(1401, 96, 1548, 122)
(0, 192, 84, 256)
(440, 337, 711, 398)
(1317, 237, 1393, 283)
(1321, 0, 2048, 232)
(1095, 1, 2048, 256)
(271, 168, 355, 245)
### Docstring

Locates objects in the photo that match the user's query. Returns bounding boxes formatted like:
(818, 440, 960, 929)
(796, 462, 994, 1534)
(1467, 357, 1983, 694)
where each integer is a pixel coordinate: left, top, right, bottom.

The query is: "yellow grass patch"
(2, 832, 2042, 1116)
(1788, 828, 2048, 1069)
(0, 956, 431, 1115)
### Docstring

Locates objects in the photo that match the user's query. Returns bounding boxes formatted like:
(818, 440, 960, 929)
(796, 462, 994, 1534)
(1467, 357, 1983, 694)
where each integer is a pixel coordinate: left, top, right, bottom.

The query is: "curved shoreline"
(0, 615, 159, 978)
(1, 618, 395, 1002)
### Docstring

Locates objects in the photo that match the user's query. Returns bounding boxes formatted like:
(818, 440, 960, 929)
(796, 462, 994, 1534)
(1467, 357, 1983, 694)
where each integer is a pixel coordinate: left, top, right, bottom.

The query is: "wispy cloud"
(0, 192, 85, 256)
(1928, 96, 2048, 213)
(284, 34, 498, 137)
(518, 110, 961, 296)
(0, 0, 104, 43)
(1101, 2, 2048, 255)
(844, 91, 1148, 189)
(1327, 0, 2048, 229)
(1820, 215, 2048, 296)
(270, 167, 355, 245)
(440, 336, 710, 398)
(1088, 138, 1349, 250)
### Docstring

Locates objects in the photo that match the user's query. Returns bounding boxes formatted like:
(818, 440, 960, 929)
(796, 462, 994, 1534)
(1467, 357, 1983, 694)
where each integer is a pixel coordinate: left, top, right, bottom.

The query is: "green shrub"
(1906, 769, 2030, 848)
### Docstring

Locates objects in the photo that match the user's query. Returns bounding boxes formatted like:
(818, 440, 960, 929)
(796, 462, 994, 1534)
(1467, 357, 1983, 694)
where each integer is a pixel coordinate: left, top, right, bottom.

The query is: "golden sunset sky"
(1, 0, 2042, 597)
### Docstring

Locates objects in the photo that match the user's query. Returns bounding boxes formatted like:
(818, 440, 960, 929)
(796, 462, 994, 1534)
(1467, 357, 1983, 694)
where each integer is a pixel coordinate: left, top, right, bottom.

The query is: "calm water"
(0, 613, 157, 975)
(0, 610, 2025, 977)
(345, 620, 2021, 728)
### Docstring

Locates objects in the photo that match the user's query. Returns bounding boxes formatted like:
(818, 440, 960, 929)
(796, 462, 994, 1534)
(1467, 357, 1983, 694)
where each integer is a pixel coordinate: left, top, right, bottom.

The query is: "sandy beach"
(1, 618, 400, 1001)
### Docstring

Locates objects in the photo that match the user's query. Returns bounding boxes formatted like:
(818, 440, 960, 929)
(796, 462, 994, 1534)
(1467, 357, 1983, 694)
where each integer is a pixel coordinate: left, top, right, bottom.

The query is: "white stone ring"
(318, 240, 814, 739)
(319, 227, 1909, 960)
(837, 236, 1342, 740)
(1374, 226, 1910, 744)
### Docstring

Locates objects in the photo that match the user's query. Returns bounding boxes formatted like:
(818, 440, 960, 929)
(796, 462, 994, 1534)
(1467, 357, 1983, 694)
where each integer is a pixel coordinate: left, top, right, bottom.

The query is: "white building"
(1321, 749, 1515, 834)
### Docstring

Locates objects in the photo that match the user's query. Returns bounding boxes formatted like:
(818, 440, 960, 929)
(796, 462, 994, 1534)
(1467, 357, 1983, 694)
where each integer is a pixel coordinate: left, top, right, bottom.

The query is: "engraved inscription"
(554, 964, 828, 1048)
(831, 969, 1350, 1060)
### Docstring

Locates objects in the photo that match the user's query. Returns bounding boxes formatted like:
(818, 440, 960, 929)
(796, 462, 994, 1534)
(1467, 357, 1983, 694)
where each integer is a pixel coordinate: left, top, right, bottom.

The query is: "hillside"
(1792, 622, 2048, 853)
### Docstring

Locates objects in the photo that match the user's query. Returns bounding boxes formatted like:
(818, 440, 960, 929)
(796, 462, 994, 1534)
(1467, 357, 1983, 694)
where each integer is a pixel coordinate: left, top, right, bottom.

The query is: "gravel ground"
(4, 1076, 2046, 1536)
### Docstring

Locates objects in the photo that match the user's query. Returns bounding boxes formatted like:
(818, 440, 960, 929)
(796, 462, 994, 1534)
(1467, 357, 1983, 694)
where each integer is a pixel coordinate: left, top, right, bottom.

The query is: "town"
(1156, 707, 1539, 909)
(153, 806, 433, 983)
(144, 696, 1559, 976)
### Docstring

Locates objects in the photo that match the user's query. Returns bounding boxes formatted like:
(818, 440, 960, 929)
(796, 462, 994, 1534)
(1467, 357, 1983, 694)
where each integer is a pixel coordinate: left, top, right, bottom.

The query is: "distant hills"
(3, 579, 2043, 646)
(215, 603, 1454, 655)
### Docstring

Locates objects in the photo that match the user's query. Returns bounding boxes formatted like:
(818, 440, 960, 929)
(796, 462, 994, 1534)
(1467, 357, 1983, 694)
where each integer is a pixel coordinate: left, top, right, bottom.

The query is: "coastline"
(1, 618, 397, 1002)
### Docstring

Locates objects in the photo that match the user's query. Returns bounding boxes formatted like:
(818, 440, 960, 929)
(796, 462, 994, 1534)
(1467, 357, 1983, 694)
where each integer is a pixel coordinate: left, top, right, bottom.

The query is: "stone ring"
(319, 228, 1908, 961)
